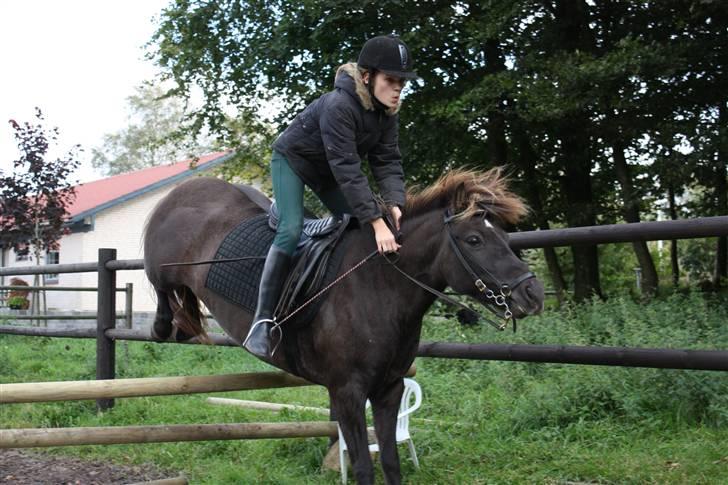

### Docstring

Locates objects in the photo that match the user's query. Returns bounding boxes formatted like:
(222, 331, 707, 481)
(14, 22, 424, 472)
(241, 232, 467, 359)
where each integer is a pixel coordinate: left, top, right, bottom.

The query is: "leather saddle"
(268, 202, 353, 324)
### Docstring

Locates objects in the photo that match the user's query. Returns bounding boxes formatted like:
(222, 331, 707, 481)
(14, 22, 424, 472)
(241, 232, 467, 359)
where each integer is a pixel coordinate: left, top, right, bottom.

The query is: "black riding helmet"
(357, 34, 418, 80)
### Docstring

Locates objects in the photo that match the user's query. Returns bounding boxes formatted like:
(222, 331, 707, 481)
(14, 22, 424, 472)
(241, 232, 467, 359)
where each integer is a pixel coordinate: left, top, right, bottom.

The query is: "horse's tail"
(169, 286, 210, 344)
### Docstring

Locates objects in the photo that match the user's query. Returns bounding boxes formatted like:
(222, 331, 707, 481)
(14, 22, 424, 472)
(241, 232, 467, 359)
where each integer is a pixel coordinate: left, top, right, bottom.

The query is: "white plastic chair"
(338, 378, 422, 483)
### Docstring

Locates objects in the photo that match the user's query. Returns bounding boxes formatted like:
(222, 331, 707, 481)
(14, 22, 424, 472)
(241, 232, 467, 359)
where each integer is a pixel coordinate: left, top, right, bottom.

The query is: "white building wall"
(0, 243, 74, 310)
(47, 231, 84, 310)
(1, 175, 219, 314)
(0, 247, 39, 298)
(76, 183, 182, 313)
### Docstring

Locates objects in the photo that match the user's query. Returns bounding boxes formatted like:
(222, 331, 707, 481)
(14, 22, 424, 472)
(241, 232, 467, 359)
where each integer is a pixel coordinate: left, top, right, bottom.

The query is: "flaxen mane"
(404, 168, 528, 225)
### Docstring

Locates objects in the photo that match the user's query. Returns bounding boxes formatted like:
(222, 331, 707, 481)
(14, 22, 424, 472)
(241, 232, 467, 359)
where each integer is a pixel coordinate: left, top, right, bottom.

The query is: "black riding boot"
(243, 245, 292, 358)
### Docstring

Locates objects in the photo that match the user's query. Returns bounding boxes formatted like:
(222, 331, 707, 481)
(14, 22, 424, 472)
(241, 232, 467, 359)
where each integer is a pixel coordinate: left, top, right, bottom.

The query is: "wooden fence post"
(96, 248, 116, 411)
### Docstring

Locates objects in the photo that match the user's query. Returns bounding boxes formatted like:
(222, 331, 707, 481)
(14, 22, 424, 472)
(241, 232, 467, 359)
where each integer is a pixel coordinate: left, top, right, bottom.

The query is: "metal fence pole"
(124, 283, 133, 330)
(96, 248, 116, 411)
(121, 282, 133, 373)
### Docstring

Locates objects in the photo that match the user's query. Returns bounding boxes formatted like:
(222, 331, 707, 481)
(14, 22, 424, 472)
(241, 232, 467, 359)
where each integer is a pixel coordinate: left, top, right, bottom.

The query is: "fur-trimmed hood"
(335, 62, 400, 116)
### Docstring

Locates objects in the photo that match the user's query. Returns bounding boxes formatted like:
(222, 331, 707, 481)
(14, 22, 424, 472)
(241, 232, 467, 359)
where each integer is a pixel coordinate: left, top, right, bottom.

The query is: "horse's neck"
(389, 210, 447, 321)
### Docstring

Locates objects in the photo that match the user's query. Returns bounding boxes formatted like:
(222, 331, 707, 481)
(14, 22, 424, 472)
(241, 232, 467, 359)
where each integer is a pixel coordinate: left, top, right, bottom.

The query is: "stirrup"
(243, 317, 274, 347)
(269, 320, 284, 357)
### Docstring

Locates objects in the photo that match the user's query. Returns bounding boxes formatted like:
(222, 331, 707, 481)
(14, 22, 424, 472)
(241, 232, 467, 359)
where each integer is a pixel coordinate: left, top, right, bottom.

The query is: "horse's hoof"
(173, 326, 195, 342)
(150, 324, 171, 342)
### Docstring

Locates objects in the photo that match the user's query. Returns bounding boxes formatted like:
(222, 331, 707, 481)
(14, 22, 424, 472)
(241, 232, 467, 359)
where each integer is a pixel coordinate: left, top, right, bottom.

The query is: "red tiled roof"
(66, 152, 229, 218)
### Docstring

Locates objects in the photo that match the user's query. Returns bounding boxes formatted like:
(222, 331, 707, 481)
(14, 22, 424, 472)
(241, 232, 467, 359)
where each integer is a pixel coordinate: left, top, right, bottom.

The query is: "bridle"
(441, 209, 536, 330)
(380, 209, 536, 331)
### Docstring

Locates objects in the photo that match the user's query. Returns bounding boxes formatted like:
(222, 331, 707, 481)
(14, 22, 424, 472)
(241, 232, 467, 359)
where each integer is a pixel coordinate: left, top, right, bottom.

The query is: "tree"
(148, 0, 728, 298)
(91, 84, 217, 175)
(714, 102, 728, 287)
(1, 108, 80, 255)
(1, 108, 81, 320)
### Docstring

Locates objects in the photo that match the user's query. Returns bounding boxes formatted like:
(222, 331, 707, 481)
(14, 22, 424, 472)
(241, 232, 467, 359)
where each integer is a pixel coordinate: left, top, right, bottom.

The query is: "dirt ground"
(0, 449, 176, 484)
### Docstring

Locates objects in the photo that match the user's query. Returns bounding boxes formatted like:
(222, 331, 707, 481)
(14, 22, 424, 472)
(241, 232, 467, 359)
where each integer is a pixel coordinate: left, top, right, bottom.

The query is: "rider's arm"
(368, 114, 406, 210)
(320, 101, 381, 224)
(320, 102, 399, 253)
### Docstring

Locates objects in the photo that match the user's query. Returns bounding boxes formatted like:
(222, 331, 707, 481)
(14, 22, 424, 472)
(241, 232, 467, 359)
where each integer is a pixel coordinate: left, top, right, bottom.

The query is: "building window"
(15, 245, 29, 262)
(45, 250, 59, 284)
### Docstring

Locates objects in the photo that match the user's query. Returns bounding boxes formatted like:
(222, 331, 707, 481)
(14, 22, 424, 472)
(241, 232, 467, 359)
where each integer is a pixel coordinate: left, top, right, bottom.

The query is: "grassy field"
(2, 292, 727, 484)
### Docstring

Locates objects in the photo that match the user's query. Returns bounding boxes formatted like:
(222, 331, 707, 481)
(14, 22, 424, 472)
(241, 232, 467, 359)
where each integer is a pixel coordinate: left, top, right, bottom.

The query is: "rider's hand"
(389, 206, 402, 231)
(371, 217, 401, 254)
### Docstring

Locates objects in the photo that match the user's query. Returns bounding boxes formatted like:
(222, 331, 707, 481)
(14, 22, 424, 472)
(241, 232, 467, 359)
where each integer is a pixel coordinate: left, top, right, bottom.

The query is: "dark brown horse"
(143, 168, 545, 484)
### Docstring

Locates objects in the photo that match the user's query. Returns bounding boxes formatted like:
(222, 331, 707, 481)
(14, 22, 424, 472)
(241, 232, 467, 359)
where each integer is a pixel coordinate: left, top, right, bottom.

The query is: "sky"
(0, 0, 170, 183)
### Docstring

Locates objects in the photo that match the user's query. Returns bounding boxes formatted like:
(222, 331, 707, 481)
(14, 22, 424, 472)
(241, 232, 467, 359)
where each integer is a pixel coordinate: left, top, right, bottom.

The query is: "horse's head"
(406, 168, 545, 320)
(441, 204, 545, 319)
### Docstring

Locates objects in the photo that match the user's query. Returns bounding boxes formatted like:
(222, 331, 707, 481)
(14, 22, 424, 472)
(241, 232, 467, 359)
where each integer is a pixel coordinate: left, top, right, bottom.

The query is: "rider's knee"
(275, 219, 303, 255)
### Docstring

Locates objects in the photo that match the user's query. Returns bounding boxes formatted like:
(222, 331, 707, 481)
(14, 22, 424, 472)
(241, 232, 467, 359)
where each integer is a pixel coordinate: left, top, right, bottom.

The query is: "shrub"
(8, 277, 30, 298)
(7, 295, 29, 310)
(423, 291, 728, 433)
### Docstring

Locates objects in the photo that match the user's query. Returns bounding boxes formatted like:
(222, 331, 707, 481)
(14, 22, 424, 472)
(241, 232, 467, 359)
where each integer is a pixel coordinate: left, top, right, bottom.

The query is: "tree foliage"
(148, 0, 728, 297)
(0, 108, 81, 256)
(91, 84, 217, 175)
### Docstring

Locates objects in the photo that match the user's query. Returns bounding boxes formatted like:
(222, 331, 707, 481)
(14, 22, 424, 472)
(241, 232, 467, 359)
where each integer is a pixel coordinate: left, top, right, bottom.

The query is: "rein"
(272, 209, 527, 332)
(380, 253, 510, 331)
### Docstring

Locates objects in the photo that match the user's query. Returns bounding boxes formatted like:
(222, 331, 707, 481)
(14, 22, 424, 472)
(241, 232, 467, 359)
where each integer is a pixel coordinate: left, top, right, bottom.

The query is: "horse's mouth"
(510, 280, 546, 317)
(474, 280, 545, 319)
(511, 299, 545, 318)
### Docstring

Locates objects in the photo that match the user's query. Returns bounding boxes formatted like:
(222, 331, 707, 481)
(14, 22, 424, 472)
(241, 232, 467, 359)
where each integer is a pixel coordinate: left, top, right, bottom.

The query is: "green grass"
(2, 292, 727, 484)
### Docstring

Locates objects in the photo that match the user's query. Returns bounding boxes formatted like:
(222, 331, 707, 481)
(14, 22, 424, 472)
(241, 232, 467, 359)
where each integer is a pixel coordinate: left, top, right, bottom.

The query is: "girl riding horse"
(243, 34, 418, 358)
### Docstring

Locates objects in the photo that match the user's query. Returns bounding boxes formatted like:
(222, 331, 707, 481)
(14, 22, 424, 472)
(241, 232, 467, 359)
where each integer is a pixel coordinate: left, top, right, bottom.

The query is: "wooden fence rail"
(0, 286, 128, 292)
(0, 422, 339, 448)
(0, 371, 312, 404)
(2, 216, 726, 278)
(0, 215, 726, 411)
(2, 324, 725, 371)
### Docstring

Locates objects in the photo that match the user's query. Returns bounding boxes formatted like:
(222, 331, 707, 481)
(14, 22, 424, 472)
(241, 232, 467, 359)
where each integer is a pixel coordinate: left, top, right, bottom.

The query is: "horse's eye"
(466, 235, 481, 246)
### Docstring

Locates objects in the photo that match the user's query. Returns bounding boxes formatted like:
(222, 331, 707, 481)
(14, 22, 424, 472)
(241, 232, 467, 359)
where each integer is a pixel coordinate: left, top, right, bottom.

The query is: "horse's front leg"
(330, 386, 374, 484)
(371, 379, 405, 485)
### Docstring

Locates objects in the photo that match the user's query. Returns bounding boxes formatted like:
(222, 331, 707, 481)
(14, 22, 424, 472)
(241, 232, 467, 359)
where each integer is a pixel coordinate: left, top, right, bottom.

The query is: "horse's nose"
(523, 278, 545, 309)
(511, 277, 545, 317)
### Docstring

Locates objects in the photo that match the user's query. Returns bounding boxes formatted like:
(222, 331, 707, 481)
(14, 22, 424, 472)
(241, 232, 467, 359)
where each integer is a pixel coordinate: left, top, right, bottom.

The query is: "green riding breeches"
(271, 151, 352, 255)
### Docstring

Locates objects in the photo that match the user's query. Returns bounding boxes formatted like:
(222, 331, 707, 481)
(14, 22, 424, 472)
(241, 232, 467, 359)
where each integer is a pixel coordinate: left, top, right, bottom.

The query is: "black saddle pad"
(205, 214, 273, 313)
(204, 213, 351, 327)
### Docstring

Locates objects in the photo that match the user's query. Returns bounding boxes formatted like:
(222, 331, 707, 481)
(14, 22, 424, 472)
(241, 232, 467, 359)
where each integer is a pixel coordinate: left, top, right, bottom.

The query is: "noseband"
(443, 209, 535, 330)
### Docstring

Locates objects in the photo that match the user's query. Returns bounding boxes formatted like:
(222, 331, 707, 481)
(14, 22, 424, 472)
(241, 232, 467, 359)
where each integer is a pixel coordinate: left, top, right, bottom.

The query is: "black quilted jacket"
(271, 65, 406, 223)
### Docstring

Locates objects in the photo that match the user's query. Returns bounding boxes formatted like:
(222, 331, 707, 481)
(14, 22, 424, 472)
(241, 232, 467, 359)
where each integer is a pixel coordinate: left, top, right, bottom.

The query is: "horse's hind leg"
(151, 287, 198, 342)
(151, 288, 174, 341)
(330, 386, 374, 484)
(371, 379, 405, 485)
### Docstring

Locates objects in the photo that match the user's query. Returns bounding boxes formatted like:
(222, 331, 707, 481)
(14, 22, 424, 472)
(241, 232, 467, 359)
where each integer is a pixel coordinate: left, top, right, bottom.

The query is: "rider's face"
(364, 72, 406, 109)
